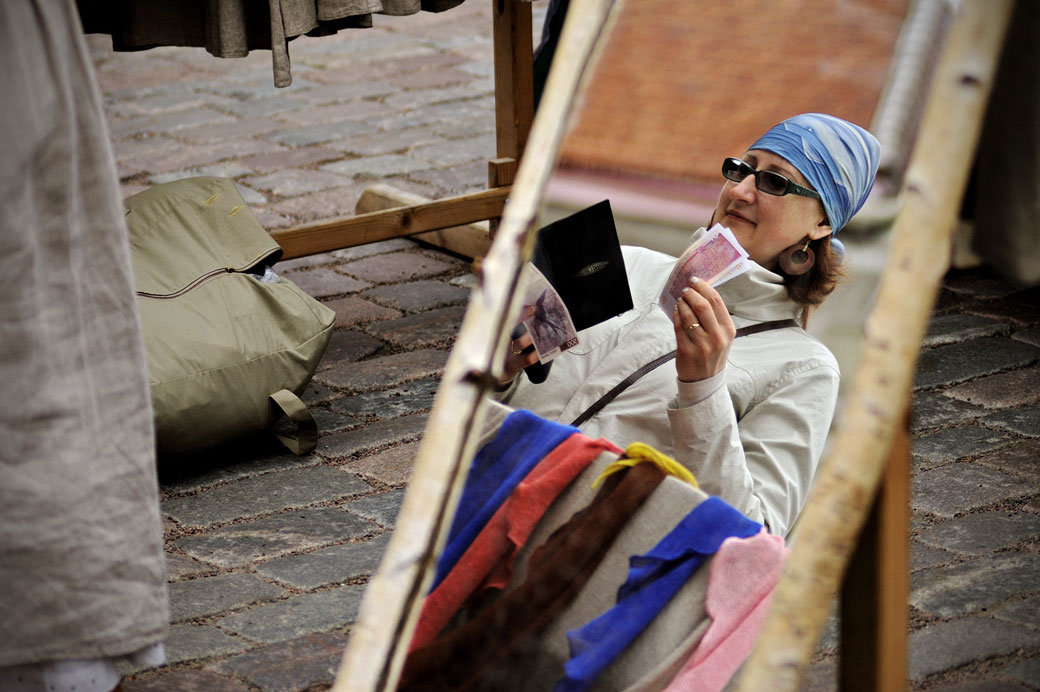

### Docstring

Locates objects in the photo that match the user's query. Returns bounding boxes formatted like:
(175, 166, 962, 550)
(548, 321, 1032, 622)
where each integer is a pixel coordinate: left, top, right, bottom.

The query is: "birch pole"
(331, 1, 620, 689)
(735, 2, 1013, 690)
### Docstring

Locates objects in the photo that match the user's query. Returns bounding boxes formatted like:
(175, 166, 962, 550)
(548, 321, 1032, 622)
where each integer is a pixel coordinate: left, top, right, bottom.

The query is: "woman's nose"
(730, 174, 757, 202)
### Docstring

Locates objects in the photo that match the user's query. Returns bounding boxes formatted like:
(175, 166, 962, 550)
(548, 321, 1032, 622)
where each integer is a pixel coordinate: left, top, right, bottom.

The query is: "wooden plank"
(354, 184, 491, 260)
(331, 2, 621, 690)
(493, 0, 534, 160)
(840, 406, 910, 692)
(270, 187, 507, 260)
(733, 4, 1013, 690)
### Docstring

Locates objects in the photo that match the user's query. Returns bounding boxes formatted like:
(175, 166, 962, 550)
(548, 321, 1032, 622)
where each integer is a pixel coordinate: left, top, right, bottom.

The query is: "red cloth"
(410, 433, 622, 650)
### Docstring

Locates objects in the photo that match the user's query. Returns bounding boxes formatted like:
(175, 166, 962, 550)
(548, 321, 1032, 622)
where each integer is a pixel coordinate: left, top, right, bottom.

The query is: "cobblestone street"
(82, 4, 1040, 690)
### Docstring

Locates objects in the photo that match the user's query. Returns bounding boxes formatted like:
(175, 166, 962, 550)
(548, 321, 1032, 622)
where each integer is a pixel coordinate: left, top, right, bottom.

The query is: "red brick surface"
(559, 0, 907, 186)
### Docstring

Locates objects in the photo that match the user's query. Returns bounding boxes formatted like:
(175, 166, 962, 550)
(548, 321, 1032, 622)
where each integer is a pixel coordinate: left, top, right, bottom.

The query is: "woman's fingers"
(512, 331, 534, 353)
(672, 278, 735, 382)
(682, 278, 735, 338)
(503, 331, 538, 382)
(674, 297, 704, 340)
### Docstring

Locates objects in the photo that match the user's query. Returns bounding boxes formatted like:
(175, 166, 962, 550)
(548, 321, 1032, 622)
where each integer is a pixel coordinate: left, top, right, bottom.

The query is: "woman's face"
(710, 149, 832, 270)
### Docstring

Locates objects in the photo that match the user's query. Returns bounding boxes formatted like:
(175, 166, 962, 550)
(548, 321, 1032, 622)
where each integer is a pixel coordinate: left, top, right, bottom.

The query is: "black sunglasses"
(722, 157, 821, 199)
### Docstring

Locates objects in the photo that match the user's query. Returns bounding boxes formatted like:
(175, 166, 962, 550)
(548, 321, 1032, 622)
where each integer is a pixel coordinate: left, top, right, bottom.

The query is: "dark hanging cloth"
(532, 0, 570, 111)
(77, 0, 467, 87)
(397, 462, 666, 692)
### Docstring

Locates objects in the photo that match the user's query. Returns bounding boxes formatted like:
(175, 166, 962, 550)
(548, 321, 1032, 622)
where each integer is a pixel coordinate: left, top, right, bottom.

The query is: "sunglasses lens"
(722, 158, 750, 183)
(757, 171, 789, 196)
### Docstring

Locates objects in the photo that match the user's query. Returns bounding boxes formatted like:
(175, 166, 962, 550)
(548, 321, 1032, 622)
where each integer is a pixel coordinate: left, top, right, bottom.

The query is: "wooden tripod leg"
(489, 0, 533, 240)
(493, 0, 534, 162)
(840, 403, 911, 691)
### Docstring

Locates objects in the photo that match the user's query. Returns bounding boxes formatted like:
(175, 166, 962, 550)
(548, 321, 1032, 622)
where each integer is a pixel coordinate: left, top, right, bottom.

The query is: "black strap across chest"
(568, 318, 799, 427)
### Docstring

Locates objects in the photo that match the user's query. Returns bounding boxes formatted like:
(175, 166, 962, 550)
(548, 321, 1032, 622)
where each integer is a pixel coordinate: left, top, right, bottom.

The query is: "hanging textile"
(398, 463, 666, 692)
(0, 0, 168, 676)
(434, 410, 578, 589)
(77, 0, 467, 87)
(411, 433, 622, 650)
(554, 498, 762, 692)
(662, 530, 787, 692)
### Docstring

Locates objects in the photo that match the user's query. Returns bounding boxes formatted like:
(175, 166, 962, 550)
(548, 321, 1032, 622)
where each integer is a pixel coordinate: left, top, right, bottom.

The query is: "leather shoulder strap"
(568, 318, 799, 427)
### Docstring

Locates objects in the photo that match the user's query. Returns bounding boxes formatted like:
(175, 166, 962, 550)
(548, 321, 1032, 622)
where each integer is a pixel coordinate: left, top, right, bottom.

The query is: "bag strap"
(269, 389, 318, 455)
(569, 318, 799, 427)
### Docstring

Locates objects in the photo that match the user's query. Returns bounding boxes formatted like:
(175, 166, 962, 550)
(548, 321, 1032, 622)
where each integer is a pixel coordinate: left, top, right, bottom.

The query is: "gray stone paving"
(86, 5, 1040, 691)
(899, 267, 1040, 691)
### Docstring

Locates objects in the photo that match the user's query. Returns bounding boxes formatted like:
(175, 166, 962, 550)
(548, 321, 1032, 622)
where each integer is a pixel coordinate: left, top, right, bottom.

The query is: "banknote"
(659, 224, 750, 316)
(520, 263, 579, 363)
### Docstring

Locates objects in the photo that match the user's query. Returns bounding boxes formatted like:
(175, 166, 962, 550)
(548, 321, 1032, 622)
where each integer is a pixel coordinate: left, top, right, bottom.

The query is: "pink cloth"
(664, 529, 788, 692)
(410, 433, 622, 651)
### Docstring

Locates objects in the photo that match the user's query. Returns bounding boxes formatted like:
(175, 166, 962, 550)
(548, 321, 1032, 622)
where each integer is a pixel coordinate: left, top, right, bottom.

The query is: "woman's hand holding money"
(496, 329, 539, 389)
(671, 277, 736, 382)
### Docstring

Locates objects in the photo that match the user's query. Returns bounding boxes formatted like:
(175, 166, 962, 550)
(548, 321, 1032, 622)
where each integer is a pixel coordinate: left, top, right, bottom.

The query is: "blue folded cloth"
(555, 497, 762, 692)
(432, 409, 577, 589)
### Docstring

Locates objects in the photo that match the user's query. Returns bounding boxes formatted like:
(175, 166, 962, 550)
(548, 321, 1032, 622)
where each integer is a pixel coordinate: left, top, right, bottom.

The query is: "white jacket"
(500, 237, 839, 537)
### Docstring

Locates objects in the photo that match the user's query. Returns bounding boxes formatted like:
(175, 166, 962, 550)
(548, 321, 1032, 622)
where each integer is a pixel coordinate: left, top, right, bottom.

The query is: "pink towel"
(664, 529, 787, 692)
(410, 433, 622, 650)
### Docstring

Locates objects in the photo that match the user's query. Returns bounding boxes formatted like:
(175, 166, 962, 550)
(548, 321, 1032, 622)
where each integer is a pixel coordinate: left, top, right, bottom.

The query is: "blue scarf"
(750, 112, 880, 233)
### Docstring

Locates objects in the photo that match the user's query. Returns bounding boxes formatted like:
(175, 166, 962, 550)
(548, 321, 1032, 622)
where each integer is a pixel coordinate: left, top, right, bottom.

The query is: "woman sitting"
(495, 113, 880, 537)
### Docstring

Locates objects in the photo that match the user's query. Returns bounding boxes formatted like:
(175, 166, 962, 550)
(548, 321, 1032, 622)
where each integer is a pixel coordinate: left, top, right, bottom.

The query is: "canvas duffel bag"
(126, 177, 335, 456)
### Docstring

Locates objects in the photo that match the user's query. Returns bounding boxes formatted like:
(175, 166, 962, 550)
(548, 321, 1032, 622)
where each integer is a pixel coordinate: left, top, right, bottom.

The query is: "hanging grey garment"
(78, 0, 467, 88)
(0, 0, 168, 668)
(971, 0, 1040, 284)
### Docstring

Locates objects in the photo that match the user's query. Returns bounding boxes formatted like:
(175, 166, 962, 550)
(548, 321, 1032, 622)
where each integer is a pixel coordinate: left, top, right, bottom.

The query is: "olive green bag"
(126, 177, 335, 456)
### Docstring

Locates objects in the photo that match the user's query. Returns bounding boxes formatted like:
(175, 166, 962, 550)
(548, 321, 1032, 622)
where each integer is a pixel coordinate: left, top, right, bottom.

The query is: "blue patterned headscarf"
(749, 113, 881, 234)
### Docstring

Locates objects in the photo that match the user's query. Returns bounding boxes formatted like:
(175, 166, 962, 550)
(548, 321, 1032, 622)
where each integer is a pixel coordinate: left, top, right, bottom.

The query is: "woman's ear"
(812, 215, 832, 239)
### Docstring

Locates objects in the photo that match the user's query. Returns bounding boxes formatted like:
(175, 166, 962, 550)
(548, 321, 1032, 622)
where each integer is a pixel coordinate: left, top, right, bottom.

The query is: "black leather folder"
(518, 200, 633, 384)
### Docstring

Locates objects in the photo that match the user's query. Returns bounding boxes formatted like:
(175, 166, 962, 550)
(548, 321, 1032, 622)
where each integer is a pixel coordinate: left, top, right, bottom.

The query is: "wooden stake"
(840, 407, 911, 691)
(734, 3, 1013, 690)
(330, 2, 621, 690)
(493, 0, 534, 160)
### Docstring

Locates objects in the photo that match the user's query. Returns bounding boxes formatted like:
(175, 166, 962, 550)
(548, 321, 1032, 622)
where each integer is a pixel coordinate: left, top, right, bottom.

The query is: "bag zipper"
(136, 249, 279, 299)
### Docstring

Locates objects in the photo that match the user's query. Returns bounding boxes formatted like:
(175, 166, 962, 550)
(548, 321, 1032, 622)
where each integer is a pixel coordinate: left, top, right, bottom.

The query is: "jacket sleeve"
(666, 361, 839, 537)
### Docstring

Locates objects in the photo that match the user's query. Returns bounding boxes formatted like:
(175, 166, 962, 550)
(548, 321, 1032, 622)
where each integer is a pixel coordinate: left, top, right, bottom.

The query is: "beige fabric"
(78, 0, 466, 87)
(0, 0, 168, 667)
(475, 399, 516, 452)
(501, 235, 840, 537)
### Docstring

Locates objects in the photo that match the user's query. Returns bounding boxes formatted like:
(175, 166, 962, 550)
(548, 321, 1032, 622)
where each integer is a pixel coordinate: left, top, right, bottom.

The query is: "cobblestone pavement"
(84, 5, 1039, 691)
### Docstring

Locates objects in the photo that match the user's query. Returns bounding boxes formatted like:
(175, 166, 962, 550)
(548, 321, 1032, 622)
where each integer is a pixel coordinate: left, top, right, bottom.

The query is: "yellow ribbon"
(592, 441, 698, 489)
